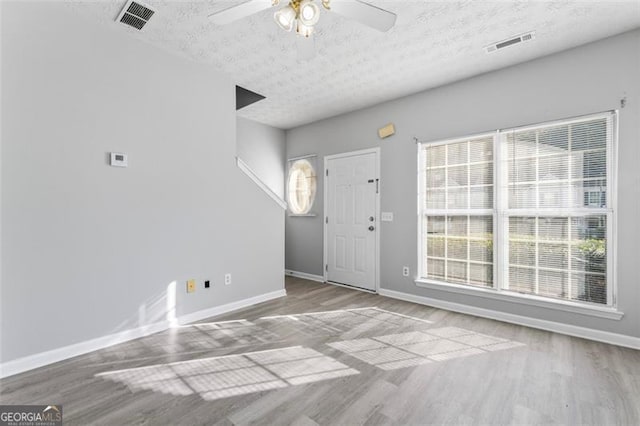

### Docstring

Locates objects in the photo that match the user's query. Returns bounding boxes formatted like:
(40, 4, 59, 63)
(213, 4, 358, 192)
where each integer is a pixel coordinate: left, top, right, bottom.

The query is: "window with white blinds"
(420, 135, 495, 288)
(418, 112, 616, 307)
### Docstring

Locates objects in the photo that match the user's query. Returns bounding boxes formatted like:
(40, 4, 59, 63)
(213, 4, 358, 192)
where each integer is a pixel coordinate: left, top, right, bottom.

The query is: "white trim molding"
(323, 147, 381, 293)
(0, 321, 170, 379)
(415, 279, 624, 320)
(236, 156, 287, 209)
(285, 269, 325, 283)
(0, 289, 287, 379)
(178, 289, 286, 325)
(379, 288, 639, 350)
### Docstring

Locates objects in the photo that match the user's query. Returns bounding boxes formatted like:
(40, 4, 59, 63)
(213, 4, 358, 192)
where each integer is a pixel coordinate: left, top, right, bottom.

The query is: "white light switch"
(381, 212, 394, 222)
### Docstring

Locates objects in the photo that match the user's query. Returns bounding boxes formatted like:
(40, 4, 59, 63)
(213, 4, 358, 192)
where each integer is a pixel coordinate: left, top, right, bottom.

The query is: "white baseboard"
(177, 289, 286, 325)
(0, 321, 170, 379)
(285, 269, 325, 283)
(0, 289, 287, 379)
(378, 288, 640, 350)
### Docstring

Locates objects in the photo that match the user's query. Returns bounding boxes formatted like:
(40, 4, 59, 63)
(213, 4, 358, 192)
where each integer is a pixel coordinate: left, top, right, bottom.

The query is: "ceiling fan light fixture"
(298, 0, 320, 26)
(296, 20, 314, 38)
(274, 4, 296, 32)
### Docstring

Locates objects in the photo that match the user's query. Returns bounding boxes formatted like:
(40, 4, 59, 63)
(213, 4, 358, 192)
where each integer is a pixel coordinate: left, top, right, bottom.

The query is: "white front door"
(326, 150, 378, 292)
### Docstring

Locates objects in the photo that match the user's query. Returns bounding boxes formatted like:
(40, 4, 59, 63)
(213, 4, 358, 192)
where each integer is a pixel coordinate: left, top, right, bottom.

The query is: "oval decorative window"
(287, 159, 317, 214)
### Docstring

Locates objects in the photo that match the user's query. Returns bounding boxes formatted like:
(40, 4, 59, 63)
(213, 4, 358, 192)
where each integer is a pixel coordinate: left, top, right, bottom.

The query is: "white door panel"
(326, 151, 377, 291)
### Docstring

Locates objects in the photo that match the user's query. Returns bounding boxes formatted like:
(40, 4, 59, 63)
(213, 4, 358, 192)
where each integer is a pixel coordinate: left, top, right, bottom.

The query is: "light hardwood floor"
(1, 276, 639, 425)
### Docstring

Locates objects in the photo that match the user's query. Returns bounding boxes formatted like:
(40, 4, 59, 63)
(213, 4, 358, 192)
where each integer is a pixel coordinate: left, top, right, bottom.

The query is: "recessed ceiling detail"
(70, 1, 640, 129)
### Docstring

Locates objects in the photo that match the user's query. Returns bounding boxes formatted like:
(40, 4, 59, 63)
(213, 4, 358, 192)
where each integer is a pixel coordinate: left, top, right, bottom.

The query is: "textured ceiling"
(68, 0, 640, 129)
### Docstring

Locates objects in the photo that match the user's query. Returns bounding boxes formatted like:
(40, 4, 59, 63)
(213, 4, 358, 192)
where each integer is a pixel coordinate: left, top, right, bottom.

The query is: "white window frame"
(417, 132, 498, 289)
(416, 111, 622, 320)
(286, 154, 318, 217)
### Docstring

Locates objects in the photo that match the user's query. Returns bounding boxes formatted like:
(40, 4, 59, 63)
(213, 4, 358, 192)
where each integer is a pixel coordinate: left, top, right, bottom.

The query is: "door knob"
(368, 226, 375, 231)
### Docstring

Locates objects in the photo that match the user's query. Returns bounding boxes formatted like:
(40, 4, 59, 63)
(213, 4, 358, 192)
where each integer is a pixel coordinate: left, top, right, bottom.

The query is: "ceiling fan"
(208, 0, 397, 60)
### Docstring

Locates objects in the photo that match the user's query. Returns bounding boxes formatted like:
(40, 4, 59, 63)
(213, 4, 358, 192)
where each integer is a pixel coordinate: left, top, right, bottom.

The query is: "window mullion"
(607, 211, 614, 306)
(568, 124, 574, 211)
(534, 217, 539, 296)
(444, 144, 449, 213)
(444, 143, 448, 280)
(493, 131, 500, 291)
(606, 114, 616, 306)
(495, 131, 507, 292)
(567, 216, 573, 301)
(466, 141, 470, 285)
(535, 130, 540, 214)
(533, 131, 540, 297)
(444, 215, 448, 281)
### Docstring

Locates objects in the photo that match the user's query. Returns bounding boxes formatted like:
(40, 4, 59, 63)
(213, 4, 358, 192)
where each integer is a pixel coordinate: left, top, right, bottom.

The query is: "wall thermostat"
(110, 152, 128, 167)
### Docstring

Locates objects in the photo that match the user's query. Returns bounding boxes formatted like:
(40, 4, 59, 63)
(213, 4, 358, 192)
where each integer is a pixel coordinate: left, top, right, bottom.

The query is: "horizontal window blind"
(418, 111, 615, 307)
(501, 114, 613, 305)
(419, 135, 495, 288)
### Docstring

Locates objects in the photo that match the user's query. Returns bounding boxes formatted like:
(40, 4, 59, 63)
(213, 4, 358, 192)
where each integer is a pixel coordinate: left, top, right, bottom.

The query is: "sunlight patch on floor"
(260, 307, 433, 335)
(328, 327, 525, 370)
(91, 307, 436, 364)
(96, 346, 359, 401)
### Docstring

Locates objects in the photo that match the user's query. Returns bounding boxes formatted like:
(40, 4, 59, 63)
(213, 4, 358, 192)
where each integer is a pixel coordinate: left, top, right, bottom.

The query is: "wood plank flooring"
(1, 276, 639, 425)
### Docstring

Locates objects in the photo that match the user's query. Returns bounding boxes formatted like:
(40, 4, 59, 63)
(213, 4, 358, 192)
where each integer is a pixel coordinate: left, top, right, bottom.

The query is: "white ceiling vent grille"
(485, 31, 535, 54)
(116, 0, 155, 31)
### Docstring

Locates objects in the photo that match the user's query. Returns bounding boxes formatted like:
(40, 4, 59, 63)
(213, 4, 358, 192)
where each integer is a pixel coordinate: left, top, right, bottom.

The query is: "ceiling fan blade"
(296, 35, 316, 61)
(329, 0, 396, 32)
(209, 0, 274, 26)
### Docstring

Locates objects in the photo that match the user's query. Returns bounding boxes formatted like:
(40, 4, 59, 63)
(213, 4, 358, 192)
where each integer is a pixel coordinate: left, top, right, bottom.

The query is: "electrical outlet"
(186, 279, 196, 293)
(204, 280, 210, 289)
(224, 273, 231, 286)
(402, 266, 410, 277)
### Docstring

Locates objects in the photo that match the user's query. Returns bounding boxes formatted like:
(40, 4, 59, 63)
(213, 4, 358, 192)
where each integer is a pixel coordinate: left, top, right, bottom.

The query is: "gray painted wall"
(0, 2, 284, 363)
(237, 117, 286, 200)
(286, 29, 640, 338)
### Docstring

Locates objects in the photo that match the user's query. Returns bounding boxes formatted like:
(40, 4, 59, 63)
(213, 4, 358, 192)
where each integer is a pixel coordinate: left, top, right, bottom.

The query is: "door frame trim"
(323, 147, 381, 294)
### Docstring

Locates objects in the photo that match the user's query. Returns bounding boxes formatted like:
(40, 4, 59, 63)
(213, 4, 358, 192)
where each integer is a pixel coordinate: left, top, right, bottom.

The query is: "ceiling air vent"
(485, 31, 535, 54)
(116, 0, 155, 31)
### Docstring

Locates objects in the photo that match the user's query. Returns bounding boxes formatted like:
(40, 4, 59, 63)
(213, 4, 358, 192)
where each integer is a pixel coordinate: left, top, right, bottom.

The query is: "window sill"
(414, 279, 624, 320)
